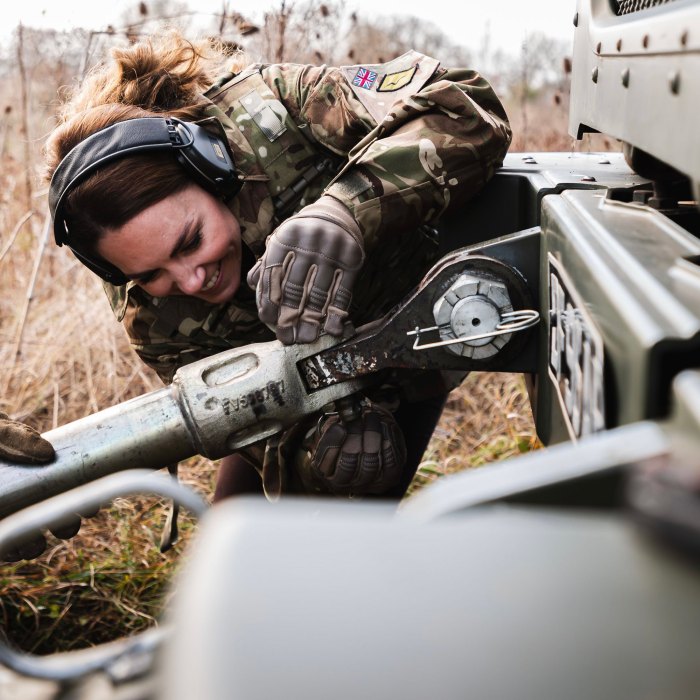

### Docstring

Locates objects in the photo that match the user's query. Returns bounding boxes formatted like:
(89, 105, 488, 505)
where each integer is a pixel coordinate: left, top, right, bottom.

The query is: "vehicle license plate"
(548, 255, 606, 440)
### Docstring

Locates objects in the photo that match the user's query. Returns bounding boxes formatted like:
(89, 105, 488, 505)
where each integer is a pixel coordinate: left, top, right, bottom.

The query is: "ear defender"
(48, 117, 241, 285)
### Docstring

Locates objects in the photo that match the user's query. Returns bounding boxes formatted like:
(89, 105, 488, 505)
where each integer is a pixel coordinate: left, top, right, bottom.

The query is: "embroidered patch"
(240, 88, 287, 142)
(377, 64, 418, 92)
(352, 67, 378, 90)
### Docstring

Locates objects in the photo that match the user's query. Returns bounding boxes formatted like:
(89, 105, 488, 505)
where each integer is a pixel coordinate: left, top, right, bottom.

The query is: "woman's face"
(97, 184, 242, 303)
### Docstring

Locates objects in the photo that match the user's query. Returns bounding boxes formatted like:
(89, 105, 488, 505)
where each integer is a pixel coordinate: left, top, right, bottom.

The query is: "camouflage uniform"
(99, 52, 511, 496)
(103, 51, 512, 385)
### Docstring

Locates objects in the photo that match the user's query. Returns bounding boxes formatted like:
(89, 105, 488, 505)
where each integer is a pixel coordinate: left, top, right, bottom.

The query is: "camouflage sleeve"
(264, 58, 512, 251)
(110, 287, 270, 385)
(121, 301, 207, 384)
(102, 281, 189, 384)
(262, 63, 377, 157)
(324, 67, 512, 250)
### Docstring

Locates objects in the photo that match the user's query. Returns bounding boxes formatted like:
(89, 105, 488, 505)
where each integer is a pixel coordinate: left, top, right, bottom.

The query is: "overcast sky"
(2, 0, 576, 56)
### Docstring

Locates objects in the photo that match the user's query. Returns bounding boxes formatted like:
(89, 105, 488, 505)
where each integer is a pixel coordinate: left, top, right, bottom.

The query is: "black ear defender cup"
(48, 117, 242, 285)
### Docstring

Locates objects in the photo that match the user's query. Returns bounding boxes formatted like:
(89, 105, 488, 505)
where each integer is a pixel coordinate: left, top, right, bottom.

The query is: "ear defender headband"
(48, 117, 241, 286)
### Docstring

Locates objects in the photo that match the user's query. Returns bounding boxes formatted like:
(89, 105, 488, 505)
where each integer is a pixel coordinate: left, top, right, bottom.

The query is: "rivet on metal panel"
(581, 176, 596, 182)
(616, 38, 622, 52)
(642, 35, 649, 49)
(598, 159, 611, 165)
(573, 12, 579, 27)
(596, 41, 602, 54)
(592, 67, 599, 84)
(621, 68, 630, 88)
(681, 31, 689, 48)
(669, 71, 681, 95)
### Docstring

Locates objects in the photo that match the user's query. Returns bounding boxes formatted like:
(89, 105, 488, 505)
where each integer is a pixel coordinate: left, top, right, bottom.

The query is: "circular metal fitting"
(432, 273, 514, 359)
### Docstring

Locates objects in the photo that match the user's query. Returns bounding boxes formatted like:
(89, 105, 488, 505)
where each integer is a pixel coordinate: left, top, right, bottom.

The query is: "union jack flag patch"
(352, 67, 378, 90)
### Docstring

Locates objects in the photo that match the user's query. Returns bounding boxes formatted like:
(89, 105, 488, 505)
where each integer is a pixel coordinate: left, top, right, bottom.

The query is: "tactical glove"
(0, 413, 83, 562)
(0, 412, 55, 464)
(247, 196, 364, 345)
(304, 401, 407, 496)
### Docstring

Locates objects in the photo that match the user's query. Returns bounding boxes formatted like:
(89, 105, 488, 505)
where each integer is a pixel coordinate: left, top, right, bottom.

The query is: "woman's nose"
(173, 263, 206, 295)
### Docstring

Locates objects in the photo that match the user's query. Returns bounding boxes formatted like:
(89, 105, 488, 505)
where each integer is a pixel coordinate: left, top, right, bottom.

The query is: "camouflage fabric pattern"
(104, 52, 512, 383)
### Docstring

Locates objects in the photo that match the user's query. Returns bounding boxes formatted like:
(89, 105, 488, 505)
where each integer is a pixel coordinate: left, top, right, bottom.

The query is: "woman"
(45, 33, 512, 500)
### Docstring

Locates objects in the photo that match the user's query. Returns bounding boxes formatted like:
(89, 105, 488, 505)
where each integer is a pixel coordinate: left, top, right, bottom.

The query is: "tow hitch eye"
(407, 268, 539, 356)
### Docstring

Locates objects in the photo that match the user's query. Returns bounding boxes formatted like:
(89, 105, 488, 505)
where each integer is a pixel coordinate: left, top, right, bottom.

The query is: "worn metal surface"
(0, 336, 364, 518)
(570, 0, 700, 200)
(172, 334, 364, 456)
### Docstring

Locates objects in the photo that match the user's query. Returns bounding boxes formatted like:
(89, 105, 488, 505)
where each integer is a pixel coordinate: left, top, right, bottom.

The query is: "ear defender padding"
(49, 117, 241, 285)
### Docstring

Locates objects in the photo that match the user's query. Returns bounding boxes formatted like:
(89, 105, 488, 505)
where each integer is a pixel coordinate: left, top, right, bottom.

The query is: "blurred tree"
(239, 1, 472, 66)
(0, 25, 92, 166)
(510, 32, 569, 98)
(119, 0, 192, 40)
(503, 32, 571, 150)
(351, 15, 472, 66)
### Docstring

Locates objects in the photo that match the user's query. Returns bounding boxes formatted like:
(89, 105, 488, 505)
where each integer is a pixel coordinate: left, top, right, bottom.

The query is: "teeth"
(203, 264, 220, 291)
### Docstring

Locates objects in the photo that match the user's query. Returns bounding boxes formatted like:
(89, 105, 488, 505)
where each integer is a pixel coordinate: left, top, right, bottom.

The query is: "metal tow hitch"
(299, 252, 541, 390)
(407, 270, 539, 356)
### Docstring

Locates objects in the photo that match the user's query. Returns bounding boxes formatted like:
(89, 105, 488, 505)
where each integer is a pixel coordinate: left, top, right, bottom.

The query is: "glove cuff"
(295, 195, 364, 248)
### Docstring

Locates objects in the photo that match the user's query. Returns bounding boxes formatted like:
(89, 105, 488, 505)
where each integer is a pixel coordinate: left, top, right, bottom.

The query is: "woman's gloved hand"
(0, 412, 55, 464)
(247, 195, 364, 345)
(304, 400, 407, 496)
(0, 412, 83, 562)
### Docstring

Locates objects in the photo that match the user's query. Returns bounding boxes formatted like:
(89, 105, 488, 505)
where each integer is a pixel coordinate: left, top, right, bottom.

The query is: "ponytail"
(57, 30, 243, 121)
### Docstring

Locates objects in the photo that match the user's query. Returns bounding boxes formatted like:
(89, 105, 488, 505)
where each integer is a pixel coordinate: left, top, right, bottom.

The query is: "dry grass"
(411, 373, 539, 495)
(505, 90, 621, 154)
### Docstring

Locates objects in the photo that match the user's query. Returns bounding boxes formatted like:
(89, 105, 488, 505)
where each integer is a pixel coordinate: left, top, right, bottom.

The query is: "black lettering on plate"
(549, 256, 605, 439)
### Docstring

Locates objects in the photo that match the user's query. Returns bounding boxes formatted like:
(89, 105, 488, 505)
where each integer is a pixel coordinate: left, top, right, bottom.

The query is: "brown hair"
(44, 31, 245, 255)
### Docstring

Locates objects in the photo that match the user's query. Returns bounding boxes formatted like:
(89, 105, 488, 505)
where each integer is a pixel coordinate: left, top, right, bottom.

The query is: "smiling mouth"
(202, 262, 221, 292)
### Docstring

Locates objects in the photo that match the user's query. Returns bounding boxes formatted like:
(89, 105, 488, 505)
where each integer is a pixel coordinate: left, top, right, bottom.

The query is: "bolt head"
(451, 296, 501, 347)
(432, 271, 514, 358)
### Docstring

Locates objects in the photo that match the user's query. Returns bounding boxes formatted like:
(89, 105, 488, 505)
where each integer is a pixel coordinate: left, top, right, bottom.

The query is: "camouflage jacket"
(104, 51, 512, 383)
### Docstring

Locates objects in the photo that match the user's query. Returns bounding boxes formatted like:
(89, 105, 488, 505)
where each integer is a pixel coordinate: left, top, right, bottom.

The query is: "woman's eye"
(138, 270, 160, 285)
(183, 231, 202, 253)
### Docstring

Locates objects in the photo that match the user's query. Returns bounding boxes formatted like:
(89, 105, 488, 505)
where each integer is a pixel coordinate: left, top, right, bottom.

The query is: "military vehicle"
(1, 0, 699, 697)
